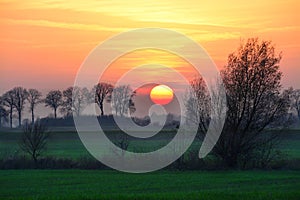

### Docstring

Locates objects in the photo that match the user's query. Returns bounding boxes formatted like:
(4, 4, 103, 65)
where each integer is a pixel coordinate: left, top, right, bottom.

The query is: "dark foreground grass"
(0, 170, 299, 200)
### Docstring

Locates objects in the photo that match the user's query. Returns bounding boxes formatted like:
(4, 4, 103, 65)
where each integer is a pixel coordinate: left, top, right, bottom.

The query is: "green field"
(0, 128, 198, 159)
(1, 128, 300, 199)
(0, 170, 299, 200)
(1, 128, 300, 159)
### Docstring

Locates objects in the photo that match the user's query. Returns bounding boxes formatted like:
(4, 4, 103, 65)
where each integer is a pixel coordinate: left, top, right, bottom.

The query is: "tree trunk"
(32, 153, 38, 168)
(100, 104, 104, 116)
(54, 108, 57, 119)
(10, 107, 13, 128)
(31, 109, 35, 124)
(18, 110, 22, 127)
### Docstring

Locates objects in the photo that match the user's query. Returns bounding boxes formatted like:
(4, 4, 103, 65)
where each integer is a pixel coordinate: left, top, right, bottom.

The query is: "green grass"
(278, 130, 300, 159)
(1, 128, 300, 199)
(0, 170, 299, 200)
(1, 128, 299, 159)
(0, 129, 197, 159)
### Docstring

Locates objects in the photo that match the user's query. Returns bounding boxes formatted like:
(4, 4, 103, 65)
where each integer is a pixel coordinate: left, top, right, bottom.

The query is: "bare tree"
(215, 38, 291, 168)
(27, 89, 42, 124)
(187, 38, 291, 168)
(291, 89, 300, 120)
(111, 85, 136, 117)
(11, 87, 28, 127)
(2, 90, 15, 128)
(45, 90, 62, 119)
(61, 86, 89, 117)
(61, 87, 73, 117)
(93, 83, 113, 116)
(0, 97, 8, 128)
(19, 120, 49, 165)
(185, 76, 211, 137)
(73, 87, 89, 116)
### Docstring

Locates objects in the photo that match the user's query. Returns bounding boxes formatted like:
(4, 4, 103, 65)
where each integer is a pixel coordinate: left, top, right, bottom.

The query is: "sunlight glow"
(150, 85, 174, 105)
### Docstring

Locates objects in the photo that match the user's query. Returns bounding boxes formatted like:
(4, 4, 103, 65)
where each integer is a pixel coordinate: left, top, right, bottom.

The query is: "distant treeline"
(0, 83, 137, 128)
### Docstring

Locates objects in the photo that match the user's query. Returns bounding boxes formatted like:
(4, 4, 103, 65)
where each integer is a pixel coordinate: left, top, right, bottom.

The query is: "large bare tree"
(12, 87, 28, 127)
(27, 89, 42, 124)
(217, 38, 290, 168)
(45, 90, 62, 119)
(187, 38, 291, 168)
(93, 83, 113, 116)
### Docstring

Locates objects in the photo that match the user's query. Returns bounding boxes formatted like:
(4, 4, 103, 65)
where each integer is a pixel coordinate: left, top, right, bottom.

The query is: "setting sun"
(150, 85, 174, 105)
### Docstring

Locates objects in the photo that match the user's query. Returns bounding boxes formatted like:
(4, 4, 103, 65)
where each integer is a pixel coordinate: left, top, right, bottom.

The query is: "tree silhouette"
(216, 38, 291, 168)
(0, 97, 8, 127)
(61, 86, 90, 117)
(27, 89, 42, 124)
(111, 85, 136, 117)
(2, 90, 15, 128)
(93, 83, 113, 116)
(61, 87, 73, 117)
(19, 120, 49, 165)
(185, 76, 211, 137)
(11, 87, 28, 127)
(187, 38, 291, 168)
(45, 90, 62, 119)
(73, 87, 89, 117)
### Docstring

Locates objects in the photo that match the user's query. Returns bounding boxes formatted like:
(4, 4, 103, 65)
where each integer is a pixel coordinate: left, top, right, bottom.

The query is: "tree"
(111, 85, 136, 117)
(61, 87, 73, 117)
(2, 90, 15, 128)
(27, 89, 42, 124)
(93, 83, 113, 116)
(185, 76, 211, 138)
(0, 97, 8, 128)
(291, 89, 300, 120)
(73, 87, 89, 116)
(11, 87, 28, 127)
(187, 38, 291, 168)
(215, 38, 290, 168)
(45, 90, 62, 119)
(61, 86, 89, 117)
(19, 120, 49, 165)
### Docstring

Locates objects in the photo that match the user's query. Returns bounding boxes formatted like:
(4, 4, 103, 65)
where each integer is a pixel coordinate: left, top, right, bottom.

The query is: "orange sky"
(0, 0, 299, 94)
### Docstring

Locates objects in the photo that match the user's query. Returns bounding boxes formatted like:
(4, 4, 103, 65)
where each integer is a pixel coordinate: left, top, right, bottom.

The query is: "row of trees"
(0, 84, 136, 128)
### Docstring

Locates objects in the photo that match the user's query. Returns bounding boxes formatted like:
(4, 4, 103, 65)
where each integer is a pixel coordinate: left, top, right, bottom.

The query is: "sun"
(150, 85, 174, 105)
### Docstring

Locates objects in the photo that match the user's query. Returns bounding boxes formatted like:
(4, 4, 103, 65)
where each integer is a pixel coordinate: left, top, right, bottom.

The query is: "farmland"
(0, 128, 299, 199)
(1, 170, 300, 200)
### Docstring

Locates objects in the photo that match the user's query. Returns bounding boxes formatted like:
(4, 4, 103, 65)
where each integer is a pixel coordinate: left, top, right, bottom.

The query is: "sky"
(0, 0, 299, 96)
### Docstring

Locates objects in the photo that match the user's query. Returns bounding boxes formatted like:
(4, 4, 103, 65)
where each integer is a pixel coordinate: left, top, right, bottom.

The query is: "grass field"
(0, 128, 300, 199)
(0, 170, 299, 200)
(1, 128, 300, 159)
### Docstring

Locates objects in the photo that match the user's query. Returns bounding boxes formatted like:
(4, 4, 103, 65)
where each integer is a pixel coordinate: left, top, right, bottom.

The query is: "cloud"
(2, 18, 125, 32)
